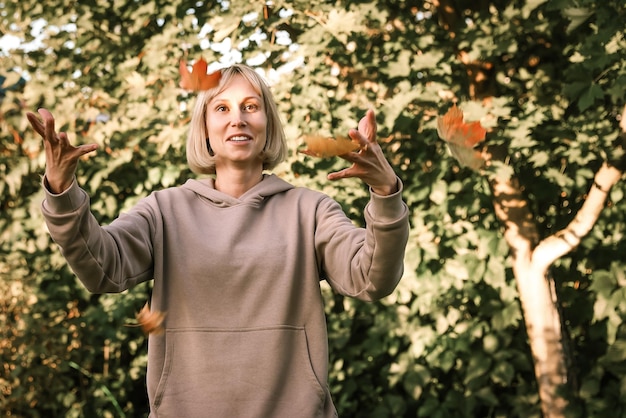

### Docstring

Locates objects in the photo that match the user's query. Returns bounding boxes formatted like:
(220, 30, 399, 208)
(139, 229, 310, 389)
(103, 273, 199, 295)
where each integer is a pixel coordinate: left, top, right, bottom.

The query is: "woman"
(27, 64, 409, 417)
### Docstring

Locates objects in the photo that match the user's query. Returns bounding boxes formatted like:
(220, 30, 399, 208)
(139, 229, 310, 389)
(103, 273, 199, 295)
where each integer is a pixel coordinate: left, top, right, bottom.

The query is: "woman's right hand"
(26, 108, 98, 194)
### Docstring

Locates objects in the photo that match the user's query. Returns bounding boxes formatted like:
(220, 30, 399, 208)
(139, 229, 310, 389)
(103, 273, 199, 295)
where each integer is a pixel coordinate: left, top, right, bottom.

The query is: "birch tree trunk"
(488, 108, 625, 416)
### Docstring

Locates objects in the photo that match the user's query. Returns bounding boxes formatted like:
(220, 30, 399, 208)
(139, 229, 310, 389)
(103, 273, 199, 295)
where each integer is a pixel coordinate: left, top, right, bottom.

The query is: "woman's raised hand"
(26, 108, 98, 194)
(327, 109, 398, 196)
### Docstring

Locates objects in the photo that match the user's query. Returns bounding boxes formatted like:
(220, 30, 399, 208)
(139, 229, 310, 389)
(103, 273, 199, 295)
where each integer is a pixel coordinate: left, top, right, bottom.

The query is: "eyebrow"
(211, 95, 262, 105)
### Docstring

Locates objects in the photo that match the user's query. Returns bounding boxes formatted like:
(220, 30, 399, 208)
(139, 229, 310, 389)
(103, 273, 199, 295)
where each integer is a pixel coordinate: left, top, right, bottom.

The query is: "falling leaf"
(436, 104, 487, 170)
(299, 135, 361, 158)
(136, 303, 166, 335)
(437, 105, 486, 147)
(179, 58, 221, 91)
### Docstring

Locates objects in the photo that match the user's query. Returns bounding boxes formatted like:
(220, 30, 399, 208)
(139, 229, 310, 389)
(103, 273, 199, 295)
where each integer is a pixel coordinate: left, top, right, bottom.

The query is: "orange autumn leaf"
(299, 135, 361, 158)
(436, 104, 487, 170)
(179, 58, 221, 91)
(436, 104, 486, 147)
(136, 303, 166, 335)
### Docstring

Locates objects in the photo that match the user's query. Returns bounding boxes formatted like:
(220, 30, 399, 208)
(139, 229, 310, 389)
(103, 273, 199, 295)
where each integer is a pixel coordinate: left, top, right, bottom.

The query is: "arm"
(41, 179, 157, 293)
(28, 108, 155, 293)
(318, 108, 409, 300)
(315, 182, 409, 301)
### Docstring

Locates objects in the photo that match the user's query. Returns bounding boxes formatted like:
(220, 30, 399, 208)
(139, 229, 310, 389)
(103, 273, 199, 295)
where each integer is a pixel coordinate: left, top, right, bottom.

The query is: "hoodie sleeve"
(41, 177, 157, 293)
(314, 177, 410, 301)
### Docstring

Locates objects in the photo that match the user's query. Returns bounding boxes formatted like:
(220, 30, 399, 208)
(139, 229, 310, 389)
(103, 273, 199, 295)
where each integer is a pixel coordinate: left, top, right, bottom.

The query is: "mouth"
(227, 135, 252, 142)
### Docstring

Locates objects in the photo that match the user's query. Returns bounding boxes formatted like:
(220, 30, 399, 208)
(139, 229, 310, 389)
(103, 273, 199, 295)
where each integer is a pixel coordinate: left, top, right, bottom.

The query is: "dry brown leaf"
(299, 135, 360, 158)
(136, 303, 166, 335)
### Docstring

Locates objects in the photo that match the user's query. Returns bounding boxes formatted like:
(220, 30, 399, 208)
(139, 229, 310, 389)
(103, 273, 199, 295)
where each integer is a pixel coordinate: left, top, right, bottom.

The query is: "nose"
(230, 109, 247, 127)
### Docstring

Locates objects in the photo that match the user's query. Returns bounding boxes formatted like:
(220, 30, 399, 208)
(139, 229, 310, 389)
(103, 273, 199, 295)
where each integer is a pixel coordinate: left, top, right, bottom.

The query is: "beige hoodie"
(42, 174, 409, 418)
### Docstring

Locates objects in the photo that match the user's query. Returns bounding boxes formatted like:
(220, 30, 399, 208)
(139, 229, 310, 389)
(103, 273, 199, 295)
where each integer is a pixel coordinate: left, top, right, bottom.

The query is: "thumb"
(76, 143, 99, 157)
(327, 167, 353, 181)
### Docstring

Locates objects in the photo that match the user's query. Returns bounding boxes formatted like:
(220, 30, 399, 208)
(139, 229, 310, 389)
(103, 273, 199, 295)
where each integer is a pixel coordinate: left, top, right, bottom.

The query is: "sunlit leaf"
(179, 58, 221, 91)
(562, 7, 594, 34)
(437, 105, 487, 170)
(299, 134, 360, 158)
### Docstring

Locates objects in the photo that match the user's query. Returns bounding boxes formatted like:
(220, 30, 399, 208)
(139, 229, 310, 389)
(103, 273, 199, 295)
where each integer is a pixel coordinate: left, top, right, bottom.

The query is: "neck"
(214, 166, 264, 198)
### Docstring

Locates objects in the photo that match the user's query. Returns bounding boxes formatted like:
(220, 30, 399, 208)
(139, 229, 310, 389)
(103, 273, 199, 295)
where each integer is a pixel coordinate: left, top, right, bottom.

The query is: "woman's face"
(205, 75, 267, 169)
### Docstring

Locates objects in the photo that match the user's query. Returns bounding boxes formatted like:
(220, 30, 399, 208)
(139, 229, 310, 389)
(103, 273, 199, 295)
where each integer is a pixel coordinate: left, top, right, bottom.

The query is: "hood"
(181, 174, 294, 208)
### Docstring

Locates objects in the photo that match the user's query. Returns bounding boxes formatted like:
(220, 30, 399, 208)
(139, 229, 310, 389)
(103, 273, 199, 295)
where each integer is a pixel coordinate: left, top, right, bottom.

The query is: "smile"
(228, 135, 252, 142)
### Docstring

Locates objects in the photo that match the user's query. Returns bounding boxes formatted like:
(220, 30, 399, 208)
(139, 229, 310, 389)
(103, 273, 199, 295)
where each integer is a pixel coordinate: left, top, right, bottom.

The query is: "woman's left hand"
(327, 109, 398, 196)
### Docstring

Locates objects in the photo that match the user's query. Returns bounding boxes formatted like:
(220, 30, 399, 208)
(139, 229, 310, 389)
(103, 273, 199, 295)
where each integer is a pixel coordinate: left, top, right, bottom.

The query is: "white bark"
(490, 159, 623, 417)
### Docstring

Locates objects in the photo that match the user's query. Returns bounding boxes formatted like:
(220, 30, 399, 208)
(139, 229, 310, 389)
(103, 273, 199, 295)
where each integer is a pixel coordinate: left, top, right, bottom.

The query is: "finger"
(59, 132, 98, 156)
(327, 167, 354, 181)
(337, 149, 365, 164)
(76, 143, 99, 156)
(357, 109, 377, 143)
(348, 129, 383, 155)
(57, 132, 71, 146)
(38, 108, 58, 143)
(348, 128, 369, 149)
(26, 112, 46, 137)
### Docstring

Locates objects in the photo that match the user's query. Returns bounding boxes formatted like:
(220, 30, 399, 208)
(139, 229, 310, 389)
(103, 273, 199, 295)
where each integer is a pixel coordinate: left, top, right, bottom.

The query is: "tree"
(1, 0, 625, 416)
(433, 1, 626, 415)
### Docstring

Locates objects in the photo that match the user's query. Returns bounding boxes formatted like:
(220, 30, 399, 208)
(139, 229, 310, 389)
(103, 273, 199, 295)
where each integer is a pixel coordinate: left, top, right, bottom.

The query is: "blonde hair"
(186, 64, 288, 175)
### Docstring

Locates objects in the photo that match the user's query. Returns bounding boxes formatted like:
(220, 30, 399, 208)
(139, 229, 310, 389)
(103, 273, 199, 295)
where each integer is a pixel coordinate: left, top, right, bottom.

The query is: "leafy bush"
(1, 0, 625, 416)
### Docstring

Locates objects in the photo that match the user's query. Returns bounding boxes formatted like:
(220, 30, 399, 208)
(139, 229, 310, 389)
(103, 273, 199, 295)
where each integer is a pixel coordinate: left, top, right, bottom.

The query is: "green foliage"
(1, 0, 625, 417)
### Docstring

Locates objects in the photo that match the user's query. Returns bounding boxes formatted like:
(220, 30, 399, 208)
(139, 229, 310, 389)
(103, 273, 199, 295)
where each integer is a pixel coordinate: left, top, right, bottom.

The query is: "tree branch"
(532, 163, 623, 271)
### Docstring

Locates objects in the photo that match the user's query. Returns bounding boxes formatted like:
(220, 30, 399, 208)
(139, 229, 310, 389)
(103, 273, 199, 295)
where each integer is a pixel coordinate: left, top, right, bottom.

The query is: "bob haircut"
(186, 64, 288, 175)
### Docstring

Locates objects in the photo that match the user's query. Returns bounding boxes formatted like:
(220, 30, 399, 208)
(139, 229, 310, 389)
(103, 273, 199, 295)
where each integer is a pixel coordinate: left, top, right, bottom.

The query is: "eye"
(215, 104, 228, 112)
(243, 103, 259, 112)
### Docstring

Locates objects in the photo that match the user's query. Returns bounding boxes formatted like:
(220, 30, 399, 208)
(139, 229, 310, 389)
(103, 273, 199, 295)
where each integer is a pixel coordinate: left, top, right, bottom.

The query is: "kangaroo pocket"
(153, 326, 326, 418)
